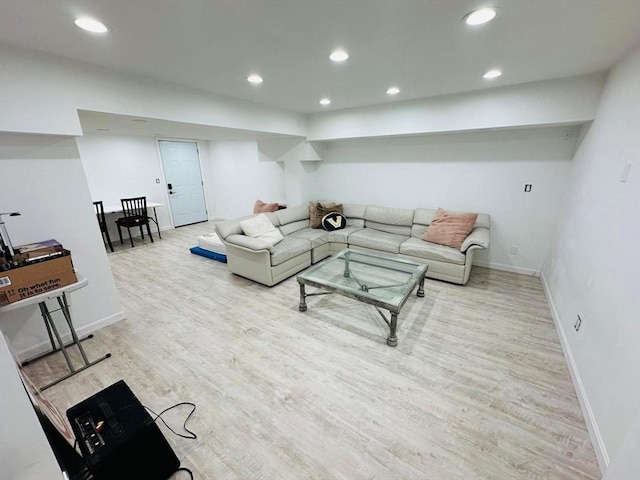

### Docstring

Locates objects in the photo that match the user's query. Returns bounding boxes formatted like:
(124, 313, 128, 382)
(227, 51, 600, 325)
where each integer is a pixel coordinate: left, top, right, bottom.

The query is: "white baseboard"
(16, 310, 126, 362)
(540, 271, 608, 473)
(474, 260, 539, 276)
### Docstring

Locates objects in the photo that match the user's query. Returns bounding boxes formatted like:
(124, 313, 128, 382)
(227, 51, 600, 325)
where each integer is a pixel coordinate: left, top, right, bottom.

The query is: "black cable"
(70, 438, 92, 480)
(145, 403, 197, 479)
(106, 401, 197, 440)
(144, 402, 198, 440)
(73, 401, 197, 478)
(173, 467, 194, 479)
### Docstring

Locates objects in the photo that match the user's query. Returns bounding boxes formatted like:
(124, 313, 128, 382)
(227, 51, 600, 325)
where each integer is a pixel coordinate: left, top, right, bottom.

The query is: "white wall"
(542, 47, 640, 474)
(76, 134, 173, 240)
(304, 126, 578, 274)
(0, 133, 124, 358)
(0, 334, 62, 480)
(204, 140, 286, 219)
(307, 74, 605, 141)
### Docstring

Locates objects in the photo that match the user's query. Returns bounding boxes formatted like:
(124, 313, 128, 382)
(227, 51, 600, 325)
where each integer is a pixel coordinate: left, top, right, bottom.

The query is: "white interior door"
(158, 140, 208, 227)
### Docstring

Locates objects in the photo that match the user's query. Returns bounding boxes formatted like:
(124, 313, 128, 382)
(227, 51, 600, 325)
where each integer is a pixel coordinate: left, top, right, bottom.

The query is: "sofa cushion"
(423, 208, 478, 250)
(348, 229, 408, 254)
(400, 237, 466, 265)
(322, 225, 362, 244)
(289, 228, 330, 248)
(364, 206, 414, 236)
(277, 204, 311, 235)
(411, 208, 437, 238)
(277, 204, 309, 226)
(270, 236, 312, 266)
(279, 219, 310, 236)
(240, 214, 284, 247)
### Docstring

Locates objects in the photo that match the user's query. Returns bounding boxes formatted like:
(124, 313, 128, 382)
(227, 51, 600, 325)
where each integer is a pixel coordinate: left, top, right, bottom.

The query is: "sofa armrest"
(225, 234, 275, 253)
(460, 227, 490, 253)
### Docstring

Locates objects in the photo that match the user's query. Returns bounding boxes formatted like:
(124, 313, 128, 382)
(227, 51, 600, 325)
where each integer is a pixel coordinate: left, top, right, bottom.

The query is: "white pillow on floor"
(240, 214, 284, 246)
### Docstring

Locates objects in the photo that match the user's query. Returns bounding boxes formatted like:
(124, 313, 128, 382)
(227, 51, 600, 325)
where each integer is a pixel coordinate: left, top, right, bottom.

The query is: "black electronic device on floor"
(66, 380, 180, 480)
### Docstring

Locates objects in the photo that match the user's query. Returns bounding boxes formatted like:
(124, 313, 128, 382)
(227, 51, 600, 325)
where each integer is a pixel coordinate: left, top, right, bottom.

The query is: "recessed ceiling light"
(463, 7, 497, 26)
(386, 87, 400, 95)
(247, 74, 263, 84)
(483, 69, 502, 79)
(319, 98, 331, 106)
(330, 50, 349, 62)
(74, 17, 109, 33)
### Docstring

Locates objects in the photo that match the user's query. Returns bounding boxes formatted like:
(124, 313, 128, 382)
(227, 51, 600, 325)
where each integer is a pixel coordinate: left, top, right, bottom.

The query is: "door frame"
(155, 137, 209, 228)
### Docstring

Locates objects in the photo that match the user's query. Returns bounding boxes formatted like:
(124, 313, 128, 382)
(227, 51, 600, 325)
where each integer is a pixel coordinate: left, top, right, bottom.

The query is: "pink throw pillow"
(253, 199, 280, 214)
(423, 208, 478, 250)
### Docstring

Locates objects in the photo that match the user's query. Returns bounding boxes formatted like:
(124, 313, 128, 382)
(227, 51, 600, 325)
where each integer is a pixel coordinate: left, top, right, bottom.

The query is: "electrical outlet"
(155, 178, 161, 184)
(524, 184, 532, 192)
(574, 315, 582, 331)
(509, 246, 519, 255)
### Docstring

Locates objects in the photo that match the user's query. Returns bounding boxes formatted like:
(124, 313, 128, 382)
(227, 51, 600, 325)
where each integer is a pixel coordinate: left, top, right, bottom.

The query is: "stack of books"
(16, 239, 65, 263)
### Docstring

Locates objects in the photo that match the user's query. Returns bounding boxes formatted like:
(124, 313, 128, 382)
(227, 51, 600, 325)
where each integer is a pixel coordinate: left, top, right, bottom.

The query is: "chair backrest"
(93, 201, 107, 226)
(120, 197, 149, 219)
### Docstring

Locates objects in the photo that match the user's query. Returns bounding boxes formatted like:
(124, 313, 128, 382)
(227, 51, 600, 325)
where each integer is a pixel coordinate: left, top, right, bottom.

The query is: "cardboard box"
(0, 252, 77, 306)
(16, 239, 64, 260)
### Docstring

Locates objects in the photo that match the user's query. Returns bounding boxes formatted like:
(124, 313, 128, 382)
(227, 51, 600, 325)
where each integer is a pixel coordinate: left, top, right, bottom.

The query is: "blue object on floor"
(190, 246, 227, 263)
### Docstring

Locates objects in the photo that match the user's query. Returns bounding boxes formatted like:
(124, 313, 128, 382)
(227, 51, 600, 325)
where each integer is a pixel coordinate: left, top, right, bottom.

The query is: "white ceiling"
(1, 0, 639, 115)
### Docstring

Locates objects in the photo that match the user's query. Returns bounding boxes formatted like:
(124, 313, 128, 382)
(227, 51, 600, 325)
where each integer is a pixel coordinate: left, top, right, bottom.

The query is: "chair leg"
(146, 222, 154, 243)
(102, 224, 114, 252)
(139, 225, 144, 239)
(117, 223, 124, 245)
(128, 227, 135, 247)
(101, 232, 112, 252)
(151, 218, 161, 239)
(105, 231, 114, 252)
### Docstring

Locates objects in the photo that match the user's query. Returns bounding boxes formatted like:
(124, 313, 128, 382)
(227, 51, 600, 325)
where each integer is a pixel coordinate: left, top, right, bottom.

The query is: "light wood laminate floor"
(24, 221, 600, 479)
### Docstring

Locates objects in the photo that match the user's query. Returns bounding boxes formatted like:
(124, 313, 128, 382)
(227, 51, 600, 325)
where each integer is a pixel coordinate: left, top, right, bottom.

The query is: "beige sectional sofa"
(215, 203, 490, 287)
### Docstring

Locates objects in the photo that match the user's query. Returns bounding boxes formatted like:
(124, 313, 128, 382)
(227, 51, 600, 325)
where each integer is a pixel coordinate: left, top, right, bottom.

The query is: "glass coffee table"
(296, 249, 428, 347)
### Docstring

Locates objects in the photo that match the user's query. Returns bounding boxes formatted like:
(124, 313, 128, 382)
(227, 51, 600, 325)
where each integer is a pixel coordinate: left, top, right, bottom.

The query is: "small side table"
(0, 273, 111, 390)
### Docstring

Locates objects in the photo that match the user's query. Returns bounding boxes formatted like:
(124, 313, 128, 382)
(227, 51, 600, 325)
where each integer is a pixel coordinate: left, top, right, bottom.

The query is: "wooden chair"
(93, 201, 114, 252)
(115, 197, 160, 247)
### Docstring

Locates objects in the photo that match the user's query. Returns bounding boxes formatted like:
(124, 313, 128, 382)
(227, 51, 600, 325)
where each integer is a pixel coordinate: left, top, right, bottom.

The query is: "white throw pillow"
(240, 214, 284, 246)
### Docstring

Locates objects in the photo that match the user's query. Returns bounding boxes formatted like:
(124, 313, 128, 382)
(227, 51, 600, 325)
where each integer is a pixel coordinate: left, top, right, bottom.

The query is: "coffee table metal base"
(298, 276, 425, 347)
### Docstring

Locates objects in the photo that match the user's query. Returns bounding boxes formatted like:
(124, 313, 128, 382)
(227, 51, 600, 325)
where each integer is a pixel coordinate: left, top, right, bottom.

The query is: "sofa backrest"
(215, 212, 280, 240)
(276, 204, 310, 235)
(364, 206, 414, 236)
(342, 203, 367, 228)
(411, 208, 491, 238)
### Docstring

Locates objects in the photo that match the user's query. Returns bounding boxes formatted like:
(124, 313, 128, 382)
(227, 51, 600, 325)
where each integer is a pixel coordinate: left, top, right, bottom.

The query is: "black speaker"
(66, 380, 180, 480)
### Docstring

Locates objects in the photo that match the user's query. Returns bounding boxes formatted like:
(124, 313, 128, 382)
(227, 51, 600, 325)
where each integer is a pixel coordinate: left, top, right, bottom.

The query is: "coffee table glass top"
(297, 249, 427, 312)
